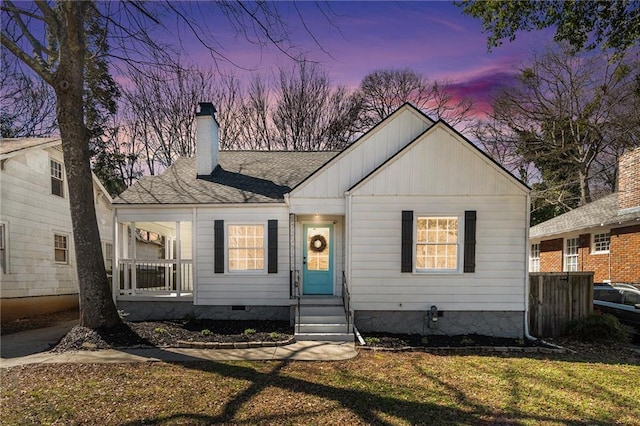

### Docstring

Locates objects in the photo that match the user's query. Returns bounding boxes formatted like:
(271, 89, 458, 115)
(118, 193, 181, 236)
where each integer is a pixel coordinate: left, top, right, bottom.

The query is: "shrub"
(243, 328, 257, 335)
(154, 327, 167, 334)
(364, 337, 380, 345)
(200, 329, 212, 336)
(567, 313, 631, 343)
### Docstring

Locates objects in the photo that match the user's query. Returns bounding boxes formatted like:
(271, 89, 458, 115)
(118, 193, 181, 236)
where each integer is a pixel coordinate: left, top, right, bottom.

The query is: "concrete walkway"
(1, 323, 358, 369)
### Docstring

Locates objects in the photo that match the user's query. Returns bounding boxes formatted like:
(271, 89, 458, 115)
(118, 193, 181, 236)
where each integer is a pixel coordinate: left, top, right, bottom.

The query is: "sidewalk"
(1, 323, 358, 369)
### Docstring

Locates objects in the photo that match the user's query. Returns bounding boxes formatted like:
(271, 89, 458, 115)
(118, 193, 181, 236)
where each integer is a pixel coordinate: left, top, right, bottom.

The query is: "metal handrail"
(342, 271, 352, 333)
(294, 269, 301, 334)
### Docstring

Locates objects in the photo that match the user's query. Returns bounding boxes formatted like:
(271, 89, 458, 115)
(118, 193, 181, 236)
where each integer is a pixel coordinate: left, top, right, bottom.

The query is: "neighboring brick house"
(529, 147, 640, 284)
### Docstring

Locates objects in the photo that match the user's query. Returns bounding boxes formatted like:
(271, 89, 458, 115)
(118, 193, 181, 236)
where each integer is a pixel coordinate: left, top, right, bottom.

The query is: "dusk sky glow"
(158, 1, 556, 117)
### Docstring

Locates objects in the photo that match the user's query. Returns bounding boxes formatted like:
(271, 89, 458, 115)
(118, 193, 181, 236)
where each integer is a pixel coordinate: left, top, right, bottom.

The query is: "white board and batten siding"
(195, 206, 291, 306)
(289, 105, 433, 214)
(348, 123, 529, 312)
(0, 146, 113, 298)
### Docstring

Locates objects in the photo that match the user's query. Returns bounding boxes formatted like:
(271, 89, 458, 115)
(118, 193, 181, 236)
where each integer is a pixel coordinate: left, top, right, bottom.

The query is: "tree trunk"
(578, 168, 592, 206)
(54, 3, 121, 329)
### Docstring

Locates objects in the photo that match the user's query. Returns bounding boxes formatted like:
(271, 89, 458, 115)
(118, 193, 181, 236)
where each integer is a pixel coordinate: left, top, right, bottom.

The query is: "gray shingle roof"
(0, 137, 61, 158)
(114, 151, 338, 205)
(530, 193, 640, 238)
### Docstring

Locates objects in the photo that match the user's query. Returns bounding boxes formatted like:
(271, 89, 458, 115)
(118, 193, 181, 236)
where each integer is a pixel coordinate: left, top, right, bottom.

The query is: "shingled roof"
(114, 151, 337, 205)
(530, 193, 640, 239)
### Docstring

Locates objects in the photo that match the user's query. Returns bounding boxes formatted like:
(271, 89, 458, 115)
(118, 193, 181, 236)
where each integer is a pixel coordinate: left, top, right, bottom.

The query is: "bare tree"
(1, 0, 337, 329)
(357, 68, 475, 133)
(273, 60, 361, 151)
(0, 49, 57, 137)
(122, 62, 218, 175)
(474, 45, 640, 223)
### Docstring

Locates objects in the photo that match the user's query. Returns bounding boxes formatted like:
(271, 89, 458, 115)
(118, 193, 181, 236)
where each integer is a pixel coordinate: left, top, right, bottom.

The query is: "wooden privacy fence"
(529, 272, 594, 338)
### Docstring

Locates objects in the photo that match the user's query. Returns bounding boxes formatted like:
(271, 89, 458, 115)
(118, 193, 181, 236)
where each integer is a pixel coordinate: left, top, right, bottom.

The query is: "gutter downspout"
(524, 192, 537, 342)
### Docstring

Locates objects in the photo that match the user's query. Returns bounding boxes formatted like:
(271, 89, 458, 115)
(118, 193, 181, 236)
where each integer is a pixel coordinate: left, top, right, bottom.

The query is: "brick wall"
(539, 238, 563, 271)
(537, 225, 640, 283)
(618, 147, 640, 210)
(611, 224, 640, 283)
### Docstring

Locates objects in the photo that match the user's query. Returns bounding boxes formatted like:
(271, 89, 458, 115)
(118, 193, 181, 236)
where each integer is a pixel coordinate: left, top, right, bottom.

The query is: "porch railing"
(118, 259, 193, 297)
(342, 271, 352, 333)
(293, 269, 301, 334)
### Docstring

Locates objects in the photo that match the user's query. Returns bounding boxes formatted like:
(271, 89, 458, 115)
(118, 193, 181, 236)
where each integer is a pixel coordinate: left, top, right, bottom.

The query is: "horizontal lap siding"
(293, 108, 431, 198)
(350, 195, 527, 311)
(195, 207, 290, 306)
(1, 148, 112, 298)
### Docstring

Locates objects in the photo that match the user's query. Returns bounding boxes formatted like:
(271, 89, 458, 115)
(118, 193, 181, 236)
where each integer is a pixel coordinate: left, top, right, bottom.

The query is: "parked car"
(593, 284, 640, 335)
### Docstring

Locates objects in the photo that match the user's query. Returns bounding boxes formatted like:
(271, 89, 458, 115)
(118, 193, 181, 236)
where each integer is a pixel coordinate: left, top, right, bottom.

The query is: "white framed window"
(564, 237, 579, 272)
(0, 223, 7, 274)
(54, 233, 69, 264)
(530, 243, 540, 272)
(592, 232, 610, 253)
(50, 159, 64, 197)
(415, 216, 459, 272)
(227, 224, 265, 272)
(104, 242, 113, 273)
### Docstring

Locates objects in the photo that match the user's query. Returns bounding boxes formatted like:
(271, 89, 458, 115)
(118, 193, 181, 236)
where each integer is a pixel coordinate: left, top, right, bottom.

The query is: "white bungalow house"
(113, 103, 530, 340)
(0, 137, 113, 321)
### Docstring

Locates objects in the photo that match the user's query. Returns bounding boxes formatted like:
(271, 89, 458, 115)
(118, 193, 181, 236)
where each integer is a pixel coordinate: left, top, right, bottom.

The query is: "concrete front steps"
(294, 297, 353, 342)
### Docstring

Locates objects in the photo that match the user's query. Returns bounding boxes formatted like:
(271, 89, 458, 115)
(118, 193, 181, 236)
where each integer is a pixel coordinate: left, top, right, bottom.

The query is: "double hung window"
(415, 217, 459, 271)
(228, 225, 265, 271)
(50, 159, 64, 197)
(564, 237, 579, 272)
(530, 243, 540, 272)
(54, 234, 68, 263)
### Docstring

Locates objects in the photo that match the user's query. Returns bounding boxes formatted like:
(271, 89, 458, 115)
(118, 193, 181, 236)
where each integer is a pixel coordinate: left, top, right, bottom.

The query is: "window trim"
(530, 243, 540, 272)
(50, 158, 65, 198)
(591, 231, 610, 254)
(414, 214, 463, 274)
(564, 237, 579, 272)
(54, 232, 70, 265)
(0, 221, 8, 274)
(225, 222, 267, 274)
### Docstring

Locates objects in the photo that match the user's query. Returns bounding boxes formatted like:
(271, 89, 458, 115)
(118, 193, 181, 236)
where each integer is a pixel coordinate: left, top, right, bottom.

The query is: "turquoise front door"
(303, 224, 333, 295)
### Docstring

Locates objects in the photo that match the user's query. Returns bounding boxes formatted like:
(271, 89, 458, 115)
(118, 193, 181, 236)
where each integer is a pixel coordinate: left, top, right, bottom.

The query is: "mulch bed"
(54, 320, 294, 352)
(359, 332, 537, 349)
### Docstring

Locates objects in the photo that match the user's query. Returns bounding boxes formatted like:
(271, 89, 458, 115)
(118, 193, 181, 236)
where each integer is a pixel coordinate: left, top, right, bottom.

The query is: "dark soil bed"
(359, 332, 536, 349)
(54, 320, 293, 352)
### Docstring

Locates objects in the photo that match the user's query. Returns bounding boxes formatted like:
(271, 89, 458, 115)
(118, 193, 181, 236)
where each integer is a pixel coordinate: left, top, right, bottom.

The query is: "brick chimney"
(196, 102, 219, 176)
(618, 147, 640, 210)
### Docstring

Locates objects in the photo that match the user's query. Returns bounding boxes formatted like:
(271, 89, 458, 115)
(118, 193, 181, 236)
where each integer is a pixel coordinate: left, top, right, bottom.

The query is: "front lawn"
(2, 351, 638, 425)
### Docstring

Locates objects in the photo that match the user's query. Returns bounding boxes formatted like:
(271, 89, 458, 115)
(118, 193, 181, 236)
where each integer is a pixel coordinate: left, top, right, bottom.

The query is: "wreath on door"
(309, 234, 327, 252)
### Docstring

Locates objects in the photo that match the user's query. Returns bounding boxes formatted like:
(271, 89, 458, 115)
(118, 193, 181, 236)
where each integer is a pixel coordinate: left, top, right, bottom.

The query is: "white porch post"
(175, 221, 182, 297)
(129, 222, 137, 293)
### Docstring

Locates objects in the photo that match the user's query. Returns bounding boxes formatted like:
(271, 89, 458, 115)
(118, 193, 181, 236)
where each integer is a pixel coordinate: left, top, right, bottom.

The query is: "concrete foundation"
(117, 301, 289, 322)
(1, 294, 78, 321)
(355, 310, 525, 338)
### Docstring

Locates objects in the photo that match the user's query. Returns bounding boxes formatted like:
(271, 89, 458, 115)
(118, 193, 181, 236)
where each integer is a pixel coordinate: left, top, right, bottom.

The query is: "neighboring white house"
(113, 103, 530, 339)
(0, 137, 113, 321)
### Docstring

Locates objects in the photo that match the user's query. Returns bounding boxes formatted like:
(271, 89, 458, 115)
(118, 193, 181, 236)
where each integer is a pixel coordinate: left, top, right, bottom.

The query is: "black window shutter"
(401, 210, 413, 273)
(214, 220, 224, 274)
(268, 220, 278, 274)
(464, 211, 477, 273)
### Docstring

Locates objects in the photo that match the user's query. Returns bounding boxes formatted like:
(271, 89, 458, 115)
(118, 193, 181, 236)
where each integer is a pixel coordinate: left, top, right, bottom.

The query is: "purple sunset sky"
(157, 1, 555, 118)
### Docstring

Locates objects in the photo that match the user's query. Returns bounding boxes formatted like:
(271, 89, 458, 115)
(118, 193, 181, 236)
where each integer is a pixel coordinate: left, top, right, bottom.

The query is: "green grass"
(2, 351, 639, 425)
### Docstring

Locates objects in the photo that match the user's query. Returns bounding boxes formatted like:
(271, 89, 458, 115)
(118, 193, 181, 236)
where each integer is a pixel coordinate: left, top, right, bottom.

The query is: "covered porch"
(114, 219, 193, 300)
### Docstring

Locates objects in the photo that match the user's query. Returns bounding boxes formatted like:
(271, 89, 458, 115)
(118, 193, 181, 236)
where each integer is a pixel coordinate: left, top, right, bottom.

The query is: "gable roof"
(0, 137, 112, 203)
(530, 193, 640, 239)
(289, 102, 434, 195)
(348, 119, 530, 194)
(114, 151, 337, 205)
(0, 137, 62, 159)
